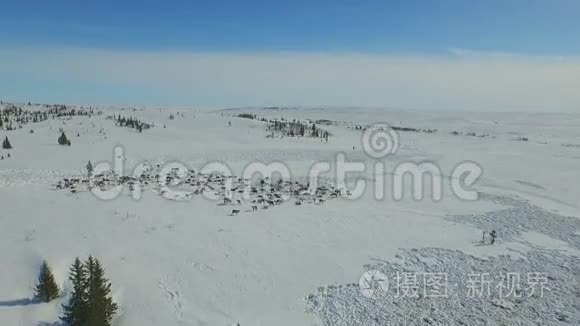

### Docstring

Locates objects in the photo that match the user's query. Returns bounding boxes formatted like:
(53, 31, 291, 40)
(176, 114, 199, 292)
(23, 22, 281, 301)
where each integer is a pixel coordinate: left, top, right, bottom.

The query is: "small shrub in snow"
(58, 132, 70, 146)
(2, 136, 12, 149)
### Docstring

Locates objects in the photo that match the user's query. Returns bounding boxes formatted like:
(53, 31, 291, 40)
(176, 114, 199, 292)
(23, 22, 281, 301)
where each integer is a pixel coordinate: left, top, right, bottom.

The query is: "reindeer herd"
(219, 176, 351, 215)
(54, 164, 351, 215)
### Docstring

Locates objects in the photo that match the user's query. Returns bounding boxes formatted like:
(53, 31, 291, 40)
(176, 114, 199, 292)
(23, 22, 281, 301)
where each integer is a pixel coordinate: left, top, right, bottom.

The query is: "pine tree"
(61, 258, 88, 326)
(85, 256, 118, 326)
(34, 260, 60, 302)
(58, 132, 69, 145)
(2, 136, 11, 149)
(86, 161, 94, 177)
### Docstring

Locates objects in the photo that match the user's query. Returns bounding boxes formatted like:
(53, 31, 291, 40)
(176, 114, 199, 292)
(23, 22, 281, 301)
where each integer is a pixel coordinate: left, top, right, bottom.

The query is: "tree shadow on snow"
(0, 297, 40, 307)
(38, 322, 64, 326)
(472, 240, 493, 247)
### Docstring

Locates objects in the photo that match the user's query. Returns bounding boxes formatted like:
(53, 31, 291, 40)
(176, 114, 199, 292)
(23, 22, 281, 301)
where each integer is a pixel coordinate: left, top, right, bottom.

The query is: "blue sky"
(1, 1, 579, 111)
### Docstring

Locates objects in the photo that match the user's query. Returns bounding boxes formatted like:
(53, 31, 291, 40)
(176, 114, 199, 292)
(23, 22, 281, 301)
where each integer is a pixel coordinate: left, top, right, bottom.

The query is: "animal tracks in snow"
(190, 261, 216, 273)
(157, 278, 186, 322)
(0, 168, 74, 187)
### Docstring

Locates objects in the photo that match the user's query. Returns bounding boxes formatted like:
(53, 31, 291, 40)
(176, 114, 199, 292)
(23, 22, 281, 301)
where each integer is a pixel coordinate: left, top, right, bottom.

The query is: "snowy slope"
(0, 105, 579, 325)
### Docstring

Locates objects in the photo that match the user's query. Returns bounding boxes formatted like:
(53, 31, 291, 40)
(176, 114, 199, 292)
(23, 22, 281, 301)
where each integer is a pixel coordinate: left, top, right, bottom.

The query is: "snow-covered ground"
(0, 104, 579, 325)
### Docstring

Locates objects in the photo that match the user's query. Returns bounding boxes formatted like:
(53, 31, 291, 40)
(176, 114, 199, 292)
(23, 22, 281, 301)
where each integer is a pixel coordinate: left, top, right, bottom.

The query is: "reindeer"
(251, 205, 258, 211)
(231, 209, 240, 216)
(489, 230, 497, 244)
(481, 230, 497, 245)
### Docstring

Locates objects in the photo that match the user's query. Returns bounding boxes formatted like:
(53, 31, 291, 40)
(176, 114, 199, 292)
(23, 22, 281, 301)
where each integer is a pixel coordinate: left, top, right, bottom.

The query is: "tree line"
(267, 119, 330, 141)
(0, 103, 98, 131)
(107, 114, 153, 132)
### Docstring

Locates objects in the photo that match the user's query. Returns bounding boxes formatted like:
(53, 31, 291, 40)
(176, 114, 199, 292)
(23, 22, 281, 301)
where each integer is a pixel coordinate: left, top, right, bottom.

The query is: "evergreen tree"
(86, 161, 94, 177)
(85, 256, 118, 326)
(34, 260, 60, 302)
(58, 132, 69, 145)
(2, 136, 12, 149)
(61, 258, 88, 326)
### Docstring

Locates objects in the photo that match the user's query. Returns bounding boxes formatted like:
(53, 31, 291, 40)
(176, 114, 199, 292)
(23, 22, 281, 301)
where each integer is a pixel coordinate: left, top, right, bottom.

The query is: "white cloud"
(1, 47, 579, 111)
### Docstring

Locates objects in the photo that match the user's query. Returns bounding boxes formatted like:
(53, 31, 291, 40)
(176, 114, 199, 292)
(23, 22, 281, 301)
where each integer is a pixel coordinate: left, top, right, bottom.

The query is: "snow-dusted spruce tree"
(86, 161, 94, 177)
(61, 257, 118, 326)
(58, 131, 69, 146)
(61, 258, 88, 326)
(85, 256, 118, 326)
(2, 136, 12, 149)
(34, 260, 60, 302)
